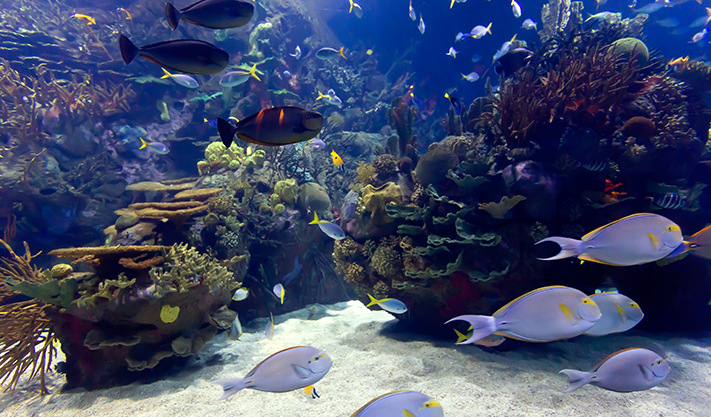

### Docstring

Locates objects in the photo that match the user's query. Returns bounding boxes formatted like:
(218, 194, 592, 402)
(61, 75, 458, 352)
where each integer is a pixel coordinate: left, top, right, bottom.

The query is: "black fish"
(119, 35, 228, 75)
(495, 47, 533, 77)
(653, 193, 684, 210)
(217, 106, 324, 147)
(165, 0, 254, 31)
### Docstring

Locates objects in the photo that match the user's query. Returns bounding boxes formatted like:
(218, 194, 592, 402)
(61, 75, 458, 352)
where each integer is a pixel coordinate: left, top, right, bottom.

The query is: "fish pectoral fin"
(639, 364, 654, 381)
(559, 303, 579, 325)
(403, 410, 417, 417)
(292, 364, 312, 379)
(648, 233, 662, 251)
(616, 304, 627, 323)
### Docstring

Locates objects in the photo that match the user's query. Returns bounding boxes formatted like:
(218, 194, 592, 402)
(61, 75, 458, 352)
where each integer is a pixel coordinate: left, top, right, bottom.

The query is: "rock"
(115, 213, 139, 231)
(51, 263, 73, 278)
(415, 145, 459, 187)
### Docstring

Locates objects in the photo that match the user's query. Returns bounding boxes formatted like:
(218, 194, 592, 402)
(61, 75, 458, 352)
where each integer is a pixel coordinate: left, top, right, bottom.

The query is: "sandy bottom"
(1, 301, 710, 417)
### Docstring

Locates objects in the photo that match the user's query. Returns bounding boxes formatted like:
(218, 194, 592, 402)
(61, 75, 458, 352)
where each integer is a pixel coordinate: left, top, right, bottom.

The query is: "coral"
(326, 112, 345, 131)
(372, 154, 398, 178)
(244, 149, 266, 170)
(538, 0, 583, 43)
(273, 204, 285, 215)
(274, 179, 298, 203)
(342, 263, 365, 284)
(125, 181, 196, 192)
(269, 193, 281, 208)
(355, 162, 377, 186)
(386, 97, 416, 157)
(49, 245, 170, 260)
(414, 146, 459, 187)
(203, 141, 245, 169)
(207, 196, 234, 215)
(335, 238, 360, 261)
(373, 281, 389, 300)
(372, 244, 402, 277)
(50, 264, 73, 278)
(362, 183, 404, 225)
(479, 196, 527, 219)
(174, 188, 224, 201)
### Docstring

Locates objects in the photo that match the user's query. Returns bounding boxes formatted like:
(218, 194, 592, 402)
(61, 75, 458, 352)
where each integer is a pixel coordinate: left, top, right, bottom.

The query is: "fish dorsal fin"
(559, 303, 578, 325)
(581, 213, 656, 242)
(349, 391, 411, 417)
(616, 304, 627, 323)
(247, 346, 306, 377)
(493, 286, 568, 317)
(292, 364, 311, 379)
(591, 347, 643, 372)
(639, 364, 654, 381)
(648, 233, 662, 250)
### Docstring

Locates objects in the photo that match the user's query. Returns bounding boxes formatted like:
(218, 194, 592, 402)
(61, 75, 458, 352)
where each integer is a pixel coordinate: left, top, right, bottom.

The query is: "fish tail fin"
(535, 237, 583, 261)
(249, 65, 261, 82)
(486, 22, 492, 34)
(444, 315, 496, 345)
(308, 212, 320, 225)
(216, 118, 237, 148)
(338, 46, 346, 59)
(349, 0, 354, 13)
(366, 293, 380, 307)
(139, 138, 147, 149)
(559, 369, 593, 393)
(214, 378, 247, 400)
(510, 33, 517, 42)
(165, 2, 181, 30)
(316, 91, 324, 100)
(461, 73, 467, 79)
(119, 35, 139, 64)
(453, 328, 468, 344)
(160, 68, 172, 79)
(450, 0, 455, 8)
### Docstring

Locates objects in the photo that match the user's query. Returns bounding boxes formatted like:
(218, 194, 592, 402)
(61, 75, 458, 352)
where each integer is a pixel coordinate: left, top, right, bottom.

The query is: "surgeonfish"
(351, 390, 444, 417)
(316, 47, 346, 60)
(352, 3, 363, 18)
(665, 225, 711, 260)
(290, 45, 302, 60)
(470, 23, 492, 39)
(632, 2, 665, 14)
(330, 150, 345, 170)
(445, 286, 601, 344)
(216, 106, 323, 148)
(536, 213, 684, 266)
(219, 64, 261, 87)
(139, 138, 170, 155)
(366, 294, 408, 314)
(214, 346, 332, 399)
(461, 72, 480, 82)
(282, 257, 303, 285)
(265, 313, 275, 339)
(584, 293, 644, 336)
(511, 0, 522, 18)
(560, 348, 670, 392)
(119, 35, 228, 75)
(71, 14, 96, 25)
(408, 0, 416, 21)
(165, 0, 254, 30)
(273, 284, 285, 304)
(309, 212, 346, 240)
(160, 68, 199, 89)
(454, 329, 506, 347)
(691, 28, 708, 43)
(418, 15, 426, 34)
(228, 314, 243, 340)
(522, 18, 537, 30)
(446, 47, 458, 58)
(585, 11, 612, 22)
(232, 287, 249, 301)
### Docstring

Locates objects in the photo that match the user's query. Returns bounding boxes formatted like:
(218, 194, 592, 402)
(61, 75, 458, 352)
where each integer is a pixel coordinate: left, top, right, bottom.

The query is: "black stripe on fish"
(581, 159, 607, 172)
(653, 193, 684, 209)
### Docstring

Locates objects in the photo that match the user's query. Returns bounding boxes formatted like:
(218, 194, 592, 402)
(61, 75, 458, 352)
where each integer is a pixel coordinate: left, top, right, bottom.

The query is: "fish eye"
(631, 303, 639, 308)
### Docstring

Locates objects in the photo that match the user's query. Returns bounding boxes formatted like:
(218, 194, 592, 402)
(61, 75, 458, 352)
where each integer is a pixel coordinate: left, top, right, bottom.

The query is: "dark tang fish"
(217, 106, 323, 147)
(165, 0, 254, 31)
(495, 47, 532, 77)
(119, 35, 229, 75)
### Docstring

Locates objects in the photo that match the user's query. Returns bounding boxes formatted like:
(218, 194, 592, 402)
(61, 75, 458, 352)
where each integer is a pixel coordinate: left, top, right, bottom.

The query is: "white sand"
(1, 301, 710, 416)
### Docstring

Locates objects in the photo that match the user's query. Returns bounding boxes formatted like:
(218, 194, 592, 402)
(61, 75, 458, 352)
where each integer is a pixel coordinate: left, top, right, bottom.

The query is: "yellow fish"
(668, 56, 689, 69)
(72, 13, 96, 25)
(116, 7, 132, 20)
(330, 150, 344, 170)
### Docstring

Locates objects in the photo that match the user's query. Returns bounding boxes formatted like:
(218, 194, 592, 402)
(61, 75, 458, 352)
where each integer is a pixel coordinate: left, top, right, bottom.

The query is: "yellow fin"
(616, 304, 627, 323)
(453, 328, 469, 344)
(248, 64, 261, 82)
(404, 411, 416, 417)
(366, 293, 381, 307)
(338, 46, 346, 59)
(139, 138, 147, 149)
(161, 68, 171, 79)
(486, 22, 492, 34)
(648, 232, 661, 250)
(559, 303, 577, 325)
(349, 0, 354, 13)
(309, 211, 320, 225)
(450, 0, 455, 8)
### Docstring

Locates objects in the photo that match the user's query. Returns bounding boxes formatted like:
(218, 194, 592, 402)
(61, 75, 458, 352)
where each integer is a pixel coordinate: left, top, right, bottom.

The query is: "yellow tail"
(308, 211, 320, 225)
(366, 294, 380, 307)
(248, 64, 261, 82)
(453, 329, 469, 344)
(450, 0, 455, 8)
(486, 22, 492, 34)
(139, 138, 147, 149)
(349, 0, 354, 13)
(316, 91, 325, 100)
(160, 68, 172, 79)
(338, 46, 346, 59)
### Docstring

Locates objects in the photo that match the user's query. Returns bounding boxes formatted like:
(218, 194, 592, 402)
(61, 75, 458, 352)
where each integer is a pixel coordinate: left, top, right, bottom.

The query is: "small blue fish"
(283, 70, 291, 78)
(446, 47, 458, 58)
(282, 257, 303, 285)
(309, 212, 345, 240)
(444, 91, 463, 116)
(139, 138, 169, 154)
(471, 54, 482, 63)
(456, 32, 472, 42)
(632, 2, 665, 14)
(366, 294, 408, 314)
(470, 23, 492, 39)
(657, 17, 680, 28)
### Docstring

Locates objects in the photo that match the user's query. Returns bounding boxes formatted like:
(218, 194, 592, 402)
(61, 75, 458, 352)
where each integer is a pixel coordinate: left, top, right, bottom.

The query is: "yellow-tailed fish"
(560, 348, 670, 392)
(366, 294, 408, 314)
(330, 150, 344, 170)
(584, 293, 643, 336)
(232, 287, 249, 301)
(273, 283, 285, 304)
(139, 138, 170, 155)
(309, 212, 346, 240)
(214, 346, 331, 399)
(351, 390, 444, 417)
(265, 313, 275, 339)
(536, 213, 683, 266)
(161, 68, 199, 89)
(454, 329, 505, 347)
(348, 0, 354, 13)
(445, 286, 601, 344)
(228, 314, 243, 340)
(72, 14, 96, 25)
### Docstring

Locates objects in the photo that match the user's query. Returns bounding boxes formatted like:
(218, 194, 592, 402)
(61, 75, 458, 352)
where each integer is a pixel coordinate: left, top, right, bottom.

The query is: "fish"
(265, 313, 275, 339)
(273, 284, 285, 304)
(348, 0, 355, 13)
(232, 287, 249, 301)
(445, 286, 601, 344)
(584, 293, 643, 336)
(353, 3, 363, 18)
(139, 138, 170, 155)
(455, 32, 472, 42)
(668, 56, 689, 68)
(522, 18, 537, 30)
(652, 193, 684, 210)
(160, 68, 199, 89)
(219, 64, 261, 87)
(214, 346, 332, 399)
(309, 212, 346, 240)
(454, 329, 506, 347)
(330, 150, 345, 170)
(351, 391, 443, 417)
(282, 70, 291, 78)
(282, 257, 303, 285)
(692, 28, 708, 43)
(666, 225, 711, 260)
(582, 159, 607, 172)
(317, 89, 343, 107)
(689, 9, 711, 28)
(633, 2, 665, 14)
(71, 14, 96, 25)
(656, 17, 681, 28)
(470, 23, 492, 39)
(366, 294, 408, 314)
(316, 47, 346, 60)
(536, 213, 683, 266)
(585, 11, 612, 22)
(408, 0, 416, 21)
(446, 47, 458, 58)
(461, 72, 480, 82)
(471, 54, 482, 62)
(366, 49, 373, 55)
(418, 15, 426, 34)
(495, 47, 532, 77)
(595, 0, 608, 9)
(290, 45, 302, 60)
(560, 348, 670, 392)
(308, 138, 326, 149)
(116, 7, 132, 20)
(119, 35, 229, 75)
(444, 92, 463, 116)
(228, 314, 243, 340)
(511, 0, 522, 18)
(493, 34, 517, 62)
(165, 0, 254, 30)
(216, 106, 324, 148)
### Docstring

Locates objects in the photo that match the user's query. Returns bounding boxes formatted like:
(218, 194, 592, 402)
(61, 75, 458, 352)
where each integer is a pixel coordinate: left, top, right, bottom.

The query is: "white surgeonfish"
(584, 293, 644, 336)
(351, 390, 444, 417)
(536, 213, 683, 266)
(560, 348, 670, 392)
(445, 286, 601, 344)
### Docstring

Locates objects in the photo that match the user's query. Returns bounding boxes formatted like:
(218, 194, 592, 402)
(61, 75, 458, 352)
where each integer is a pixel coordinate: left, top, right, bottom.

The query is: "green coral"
(244, 149, 265, 170)
(75, 273, 136, 309)
(246, 22, 273, 59)
(269, 193, 281, 208)
(203, 141, 245, 169)
(273, 204, 285, 215)
(372, 244, 402, 277)
(4, 277, 77, 308)
(274, 178, 298, 203)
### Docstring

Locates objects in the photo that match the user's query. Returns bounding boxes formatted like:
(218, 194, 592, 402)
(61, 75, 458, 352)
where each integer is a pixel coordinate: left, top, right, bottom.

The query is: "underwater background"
(1, 0, 711, 415)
